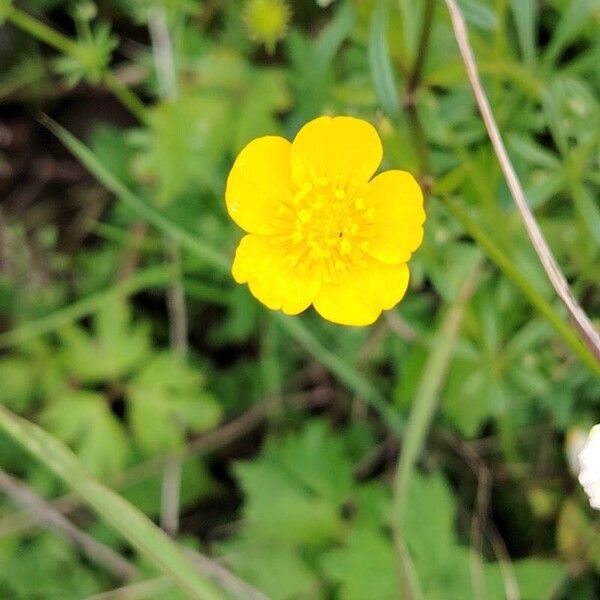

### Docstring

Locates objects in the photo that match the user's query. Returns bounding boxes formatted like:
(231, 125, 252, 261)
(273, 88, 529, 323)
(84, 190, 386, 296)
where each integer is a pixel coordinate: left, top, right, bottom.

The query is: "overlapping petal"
(232, 234, 321, 315)
(313, 259, 410, 326)
(363, 170, 425, 264)
(226, 115, 425, 326)
(225, 136, 293, 234)
(291, 116, 382, 187)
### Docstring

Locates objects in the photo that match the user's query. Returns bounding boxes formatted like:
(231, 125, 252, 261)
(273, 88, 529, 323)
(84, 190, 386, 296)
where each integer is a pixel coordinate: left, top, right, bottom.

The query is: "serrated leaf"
(321, 528, 397, 600)
(58, 300, 151, 384)
(229, 420, 354, 547)
(128, 353, 221, 453)
(42, 390, 129, 478)
(128, 92, 230, 205)
(223, 540, 317, 600)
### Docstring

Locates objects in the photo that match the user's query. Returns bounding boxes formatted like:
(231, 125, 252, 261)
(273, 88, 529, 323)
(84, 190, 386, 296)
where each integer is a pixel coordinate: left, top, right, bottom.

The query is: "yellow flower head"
(226, 116, 426, 326)
(243, 0, 291, 55)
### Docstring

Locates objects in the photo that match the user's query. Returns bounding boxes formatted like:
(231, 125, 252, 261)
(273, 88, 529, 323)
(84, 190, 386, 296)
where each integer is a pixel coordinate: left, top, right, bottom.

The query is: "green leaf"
(40, 116, 230, 273)
(572, 184, 600, 248)
(368, 0, 400, 119)
(457, 0, 497, 30)
(508, 134, 560, 170)
(223, 540, 317, 600)
(544, 0, 598, 66)
(484, 558, 567, 600)
(0, 532, 103, 599)
(403, 472, 456, 568)
(52, 23, 117, 86)
(128, 92, 230, 205)
(58, 299, 151, 383)
(233, 421, 351, 544)
(128, 353, 222, 454)
(233, 69, 290, 151)
(510, 0, 538, 66)
(0, 404, 227, 599)
(42, 390, 129, 478)
(321, 528, 397, 600)
(314, 1, 355, 68)
(0, 357, 36, 412)
(121, 460, 216, 517)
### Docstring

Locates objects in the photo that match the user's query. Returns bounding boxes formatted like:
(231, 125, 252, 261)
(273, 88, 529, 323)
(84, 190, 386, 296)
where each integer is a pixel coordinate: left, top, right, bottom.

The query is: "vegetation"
(0, 0, 599, 598)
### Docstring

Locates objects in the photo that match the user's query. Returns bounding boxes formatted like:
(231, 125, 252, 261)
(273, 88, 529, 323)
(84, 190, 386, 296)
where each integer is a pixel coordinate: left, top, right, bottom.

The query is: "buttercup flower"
(226, 116, 425, 326)
(579, 424, 600, 510)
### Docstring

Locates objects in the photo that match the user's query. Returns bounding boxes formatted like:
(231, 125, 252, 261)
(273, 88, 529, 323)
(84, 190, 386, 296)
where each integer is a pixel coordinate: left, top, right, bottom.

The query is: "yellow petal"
(363, 170, 425, 264)
(232, 234, 320, 315)
(291, 116, 382, 186)
(313, 259, 410, 326)
(226, 136, 292, 234)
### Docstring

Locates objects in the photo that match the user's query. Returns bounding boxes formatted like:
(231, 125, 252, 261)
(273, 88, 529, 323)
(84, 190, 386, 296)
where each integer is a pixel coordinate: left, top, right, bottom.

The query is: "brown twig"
(0, 469, 138, 581)
(86, 550, 273, 600)
(0, 389, 333, 540)
(442, 432, 520, 600)
(185, 549, 271, 600)
(443, 0, 600, 364)
(85, 577, 171, 600)
(148, 5, 187, 538)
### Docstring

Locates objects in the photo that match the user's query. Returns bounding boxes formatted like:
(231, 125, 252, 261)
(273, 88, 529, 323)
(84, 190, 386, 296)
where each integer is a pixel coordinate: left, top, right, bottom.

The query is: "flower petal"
(232, 234, 320, 315)
(226, 136, 292, 234)
(364, 170, 425, 264)
(313, 258, 410, 326)
(291, 116, 383, 186)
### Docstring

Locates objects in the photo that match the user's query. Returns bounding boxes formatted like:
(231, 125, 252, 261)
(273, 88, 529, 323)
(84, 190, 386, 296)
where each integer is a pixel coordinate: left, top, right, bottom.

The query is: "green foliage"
(53, 23, 117, 86)
(129, 352, 221, 452)
(0, 0, 599, 597)
(0, 533, 105, 598)
(224, 422, 566, 599)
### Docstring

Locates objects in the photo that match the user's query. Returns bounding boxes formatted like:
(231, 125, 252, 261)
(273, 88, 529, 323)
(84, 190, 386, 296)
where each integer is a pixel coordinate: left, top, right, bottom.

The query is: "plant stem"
(7, 7, 147, 122)
(276, 315, 404, 434)
(0, 405, 227, 600)
(444, 197, 600, 378)
(7, 7, 79, 56)
(0, 469, 139, 581)
(407, 0, 435, 94)
(104, 72, 148, 123)
(148, 6, 186, 538)
(0, 265, 170, 350)
(444, 0, 600, 365)
(392, 261, 481, 599)
(40, 114, 231, 273)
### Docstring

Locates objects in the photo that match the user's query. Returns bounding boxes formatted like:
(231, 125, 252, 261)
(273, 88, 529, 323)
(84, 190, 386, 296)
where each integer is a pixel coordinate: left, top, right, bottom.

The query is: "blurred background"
(0, 0, 599, 598)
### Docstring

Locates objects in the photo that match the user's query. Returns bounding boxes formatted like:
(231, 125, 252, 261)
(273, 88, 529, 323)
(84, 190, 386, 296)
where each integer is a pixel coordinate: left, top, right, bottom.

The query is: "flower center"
(276, 175, 375, 276)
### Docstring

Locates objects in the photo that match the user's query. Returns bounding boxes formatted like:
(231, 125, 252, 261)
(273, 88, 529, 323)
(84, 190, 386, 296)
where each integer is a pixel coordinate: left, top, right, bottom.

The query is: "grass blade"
(276, 315, 403, 434)
(444, 197, 600, 378)
(0, 405, 227, 600)
(443, 0, 600, 366)
(392, 261, 482, 600)
(39, 114, 230, 274)
(368, 0, 401, 119)
(0, 266, 170, 350)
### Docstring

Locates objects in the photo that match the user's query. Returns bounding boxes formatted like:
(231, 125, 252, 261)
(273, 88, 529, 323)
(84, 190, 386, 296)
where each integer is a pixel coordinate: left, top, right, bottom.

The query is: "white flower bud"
(578, 425, 600, 510)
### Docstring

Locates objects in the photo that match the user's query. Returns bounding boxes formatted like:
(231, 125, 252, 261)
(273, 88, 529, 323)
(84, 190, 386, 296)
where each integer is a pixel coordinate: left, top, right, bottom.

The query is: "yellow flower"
(225, 116, 426, 326)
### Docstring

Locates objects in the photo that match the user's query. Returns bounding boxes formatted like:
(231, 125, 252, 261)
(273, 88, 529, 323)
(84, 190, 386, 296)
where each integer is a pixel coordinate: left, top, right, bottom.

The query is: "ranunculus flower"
(226, 116, 425, 326)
